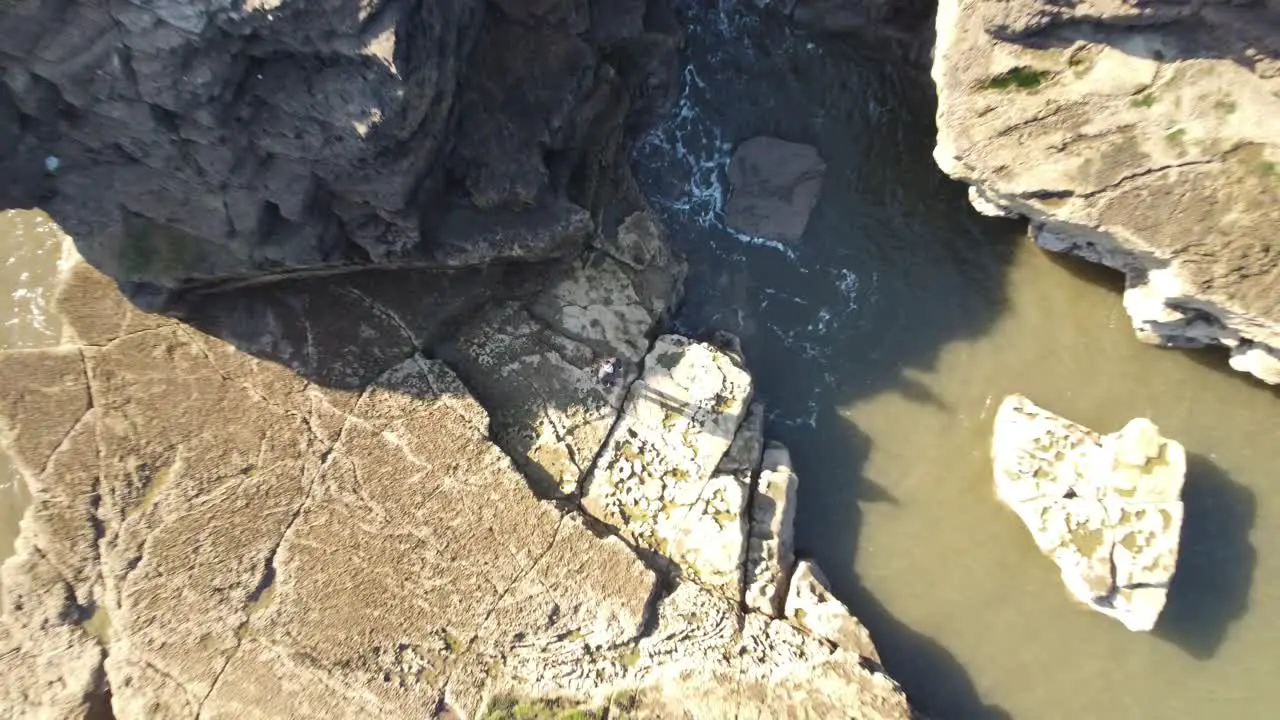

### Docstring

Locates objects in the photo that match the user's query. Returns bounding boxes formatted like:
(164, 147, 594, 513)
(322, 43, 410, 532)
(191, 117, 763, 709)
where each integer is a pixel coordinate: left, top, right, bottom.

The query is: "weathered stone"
(933, 0, 1280, 383)
(445, 210, 684, 497)
(991, 394, 1186, 632)
(0, 0, 679, 292)
(582, 335, 754, 594)
(745, 440, 798, 617)
(725, 136, 826, 245)
(0, 255, 912, 718)
(785, 560, 881, 662)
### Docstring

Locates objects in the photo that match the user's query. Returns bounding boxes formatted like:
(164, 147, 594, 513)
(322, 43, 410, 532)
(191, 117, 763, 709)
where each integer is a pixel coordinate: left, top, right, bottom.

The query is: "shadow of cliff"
(1155, 452, 1257, 660)
(0, 0, 675, 301)
(788, 414, 1012, 720)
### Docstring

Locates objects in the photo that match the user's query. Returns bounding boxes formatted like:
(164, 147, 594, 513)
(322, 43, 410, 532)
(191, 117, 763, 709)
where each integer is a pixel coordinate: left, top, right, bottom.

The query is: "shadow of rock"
(786, 412, 1011, 720)
(1155, 452, 1258, 660)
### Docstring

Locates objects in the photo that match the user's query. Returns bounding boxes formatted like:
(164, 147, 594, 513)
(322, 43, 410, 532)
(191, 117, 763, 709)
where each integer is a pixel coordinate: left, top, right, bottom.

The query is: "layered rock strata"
(0, 243, 911, 718)
(933, 0, 1280, 384)
(725, 136, 827, 245)
(0, 0, 679, 296)
(992, 394, 1187, 632)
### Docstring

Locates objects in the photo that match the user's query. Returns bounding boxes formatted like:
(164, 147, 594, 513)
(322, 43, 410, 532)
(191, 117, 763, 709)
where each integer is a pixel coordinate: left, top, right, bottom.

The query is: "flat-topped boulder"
(991, 394, 1186, 632)
(933, 0, 1280, 384)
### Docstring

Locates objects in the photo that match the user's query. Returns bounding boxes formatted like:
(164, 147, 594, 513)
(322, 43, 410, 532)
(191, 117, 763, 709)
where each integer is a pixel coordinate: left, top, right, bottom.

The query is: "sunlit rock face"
(725, 136, 826, 245)
(992, 394, 1186, 632)
(933, 0, 1280, 384)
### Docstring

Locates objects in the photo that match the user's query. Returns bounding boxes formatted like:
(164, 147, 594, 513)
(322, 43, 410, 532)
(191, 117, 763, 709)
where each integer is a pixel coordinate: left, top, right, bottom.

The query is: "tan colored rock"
(992, 394, 1186, 631)
(726, 137, 826, 245)
(784, 560, 881, 662)
(744, 440, 798, 617)
(581, 334, 754, 595)
(933, 0, 1280, 384)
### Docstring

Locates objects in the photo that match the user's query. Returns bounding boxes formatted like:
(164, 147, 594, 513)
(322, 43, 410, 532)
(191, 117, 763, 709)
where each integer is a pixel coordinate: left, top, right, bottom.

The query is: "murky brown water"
(635, 3, 1280, 718)
(0, 209, 66, 594)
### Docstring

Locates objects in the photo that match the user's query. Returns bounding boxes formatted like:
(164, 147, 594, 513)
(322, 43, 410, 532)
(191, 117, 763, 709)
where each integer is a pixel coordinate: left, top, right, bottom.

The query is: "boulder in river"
(992, 395, 1186, 632)
(725, 136, 827, 245)
(933, 0, 1280, 384)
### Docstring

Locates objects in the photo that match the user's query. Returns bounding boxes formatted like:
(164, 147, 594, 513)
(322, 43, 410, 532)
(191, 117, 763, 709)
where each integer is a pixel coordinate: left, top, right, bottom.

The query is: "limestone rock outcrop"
(992, 394, 1187, 632)
(0, 0, 678, 294)
(0, 243, 911, 717)
(443, 210, 685, 498)
(582, 334, 755, 594)
(933, 0, 1280, 384)
(725, 136, 827, 245)
(745, 440, 799, 617)
(786, 559, 881, 662)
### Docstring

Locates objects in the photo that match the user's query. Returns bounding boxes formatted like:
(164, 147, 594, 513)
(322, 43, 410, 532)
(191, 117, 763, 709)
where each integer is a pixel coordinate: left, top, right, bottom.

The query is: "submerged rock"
(933, 0, 1280, 384)
(725, 136, 827, 245)
(991, 395, 1186, 632)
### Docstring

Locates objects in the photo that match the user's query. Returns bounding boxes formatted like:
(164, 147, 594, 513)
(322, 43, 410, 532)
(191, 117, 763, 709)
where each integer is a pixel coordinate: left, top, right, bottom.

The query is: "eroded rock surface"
(744, 440, 799, 617)
(786, 559, 881, 662)
(933, 0, 1280, 384)
(725, 136, 827, 245)
(581, 334, 754, 595)
(992, 394, 1186, 632)
(0, 248, 910, 718)
(0, 0, 677, 293)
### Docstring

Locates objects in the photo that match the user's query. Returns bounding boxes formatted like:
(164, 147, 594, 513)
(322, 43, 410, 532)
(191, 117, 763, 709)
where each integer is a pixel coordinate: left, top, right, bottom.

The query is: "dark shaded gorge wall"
(0, 0, 680, 299)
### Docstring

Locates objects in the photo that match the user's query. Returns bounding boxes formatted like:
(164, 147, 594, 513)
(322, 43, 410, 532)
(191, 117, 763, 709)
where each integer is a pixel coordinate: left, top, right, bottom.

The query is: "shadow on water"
(1156, 453, 1257, 660)
(627, 3, 1028, 716)
(789, 414, 1011, 720)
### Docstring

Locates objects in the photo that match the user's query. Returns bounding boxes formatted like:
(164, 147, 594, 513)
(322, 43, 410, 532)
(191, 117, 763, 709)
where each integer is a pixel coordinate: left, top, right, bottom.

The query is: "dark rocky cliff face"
(0, 0, 678, 297)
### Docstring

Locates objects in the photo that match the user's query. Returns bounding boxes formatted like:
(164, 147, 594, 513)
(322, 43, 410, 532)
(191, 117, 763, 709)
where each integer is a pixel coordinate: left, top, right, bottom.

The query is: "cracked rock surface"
(992, 394, 1186, 632)
(0, 242, 910, 718)
(933, 0, 1280, 384)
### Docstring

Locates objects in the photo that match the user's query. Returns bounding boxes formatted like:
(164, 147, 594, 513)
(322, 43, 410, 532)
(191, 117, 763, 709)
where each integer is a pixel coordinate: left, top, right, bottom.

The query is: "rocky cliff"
(933, 0, 1280, 384)
(0, 237, 912, 718)
(0, 0, 678, 299)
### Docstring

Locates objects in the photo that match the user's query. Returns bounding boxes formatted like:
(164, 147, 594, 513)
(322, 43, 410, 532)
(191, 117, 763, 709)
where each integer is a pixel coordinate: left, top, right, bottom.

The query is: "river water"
(0, 6, 1277, 718)
(632, 4, 1279, 719)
